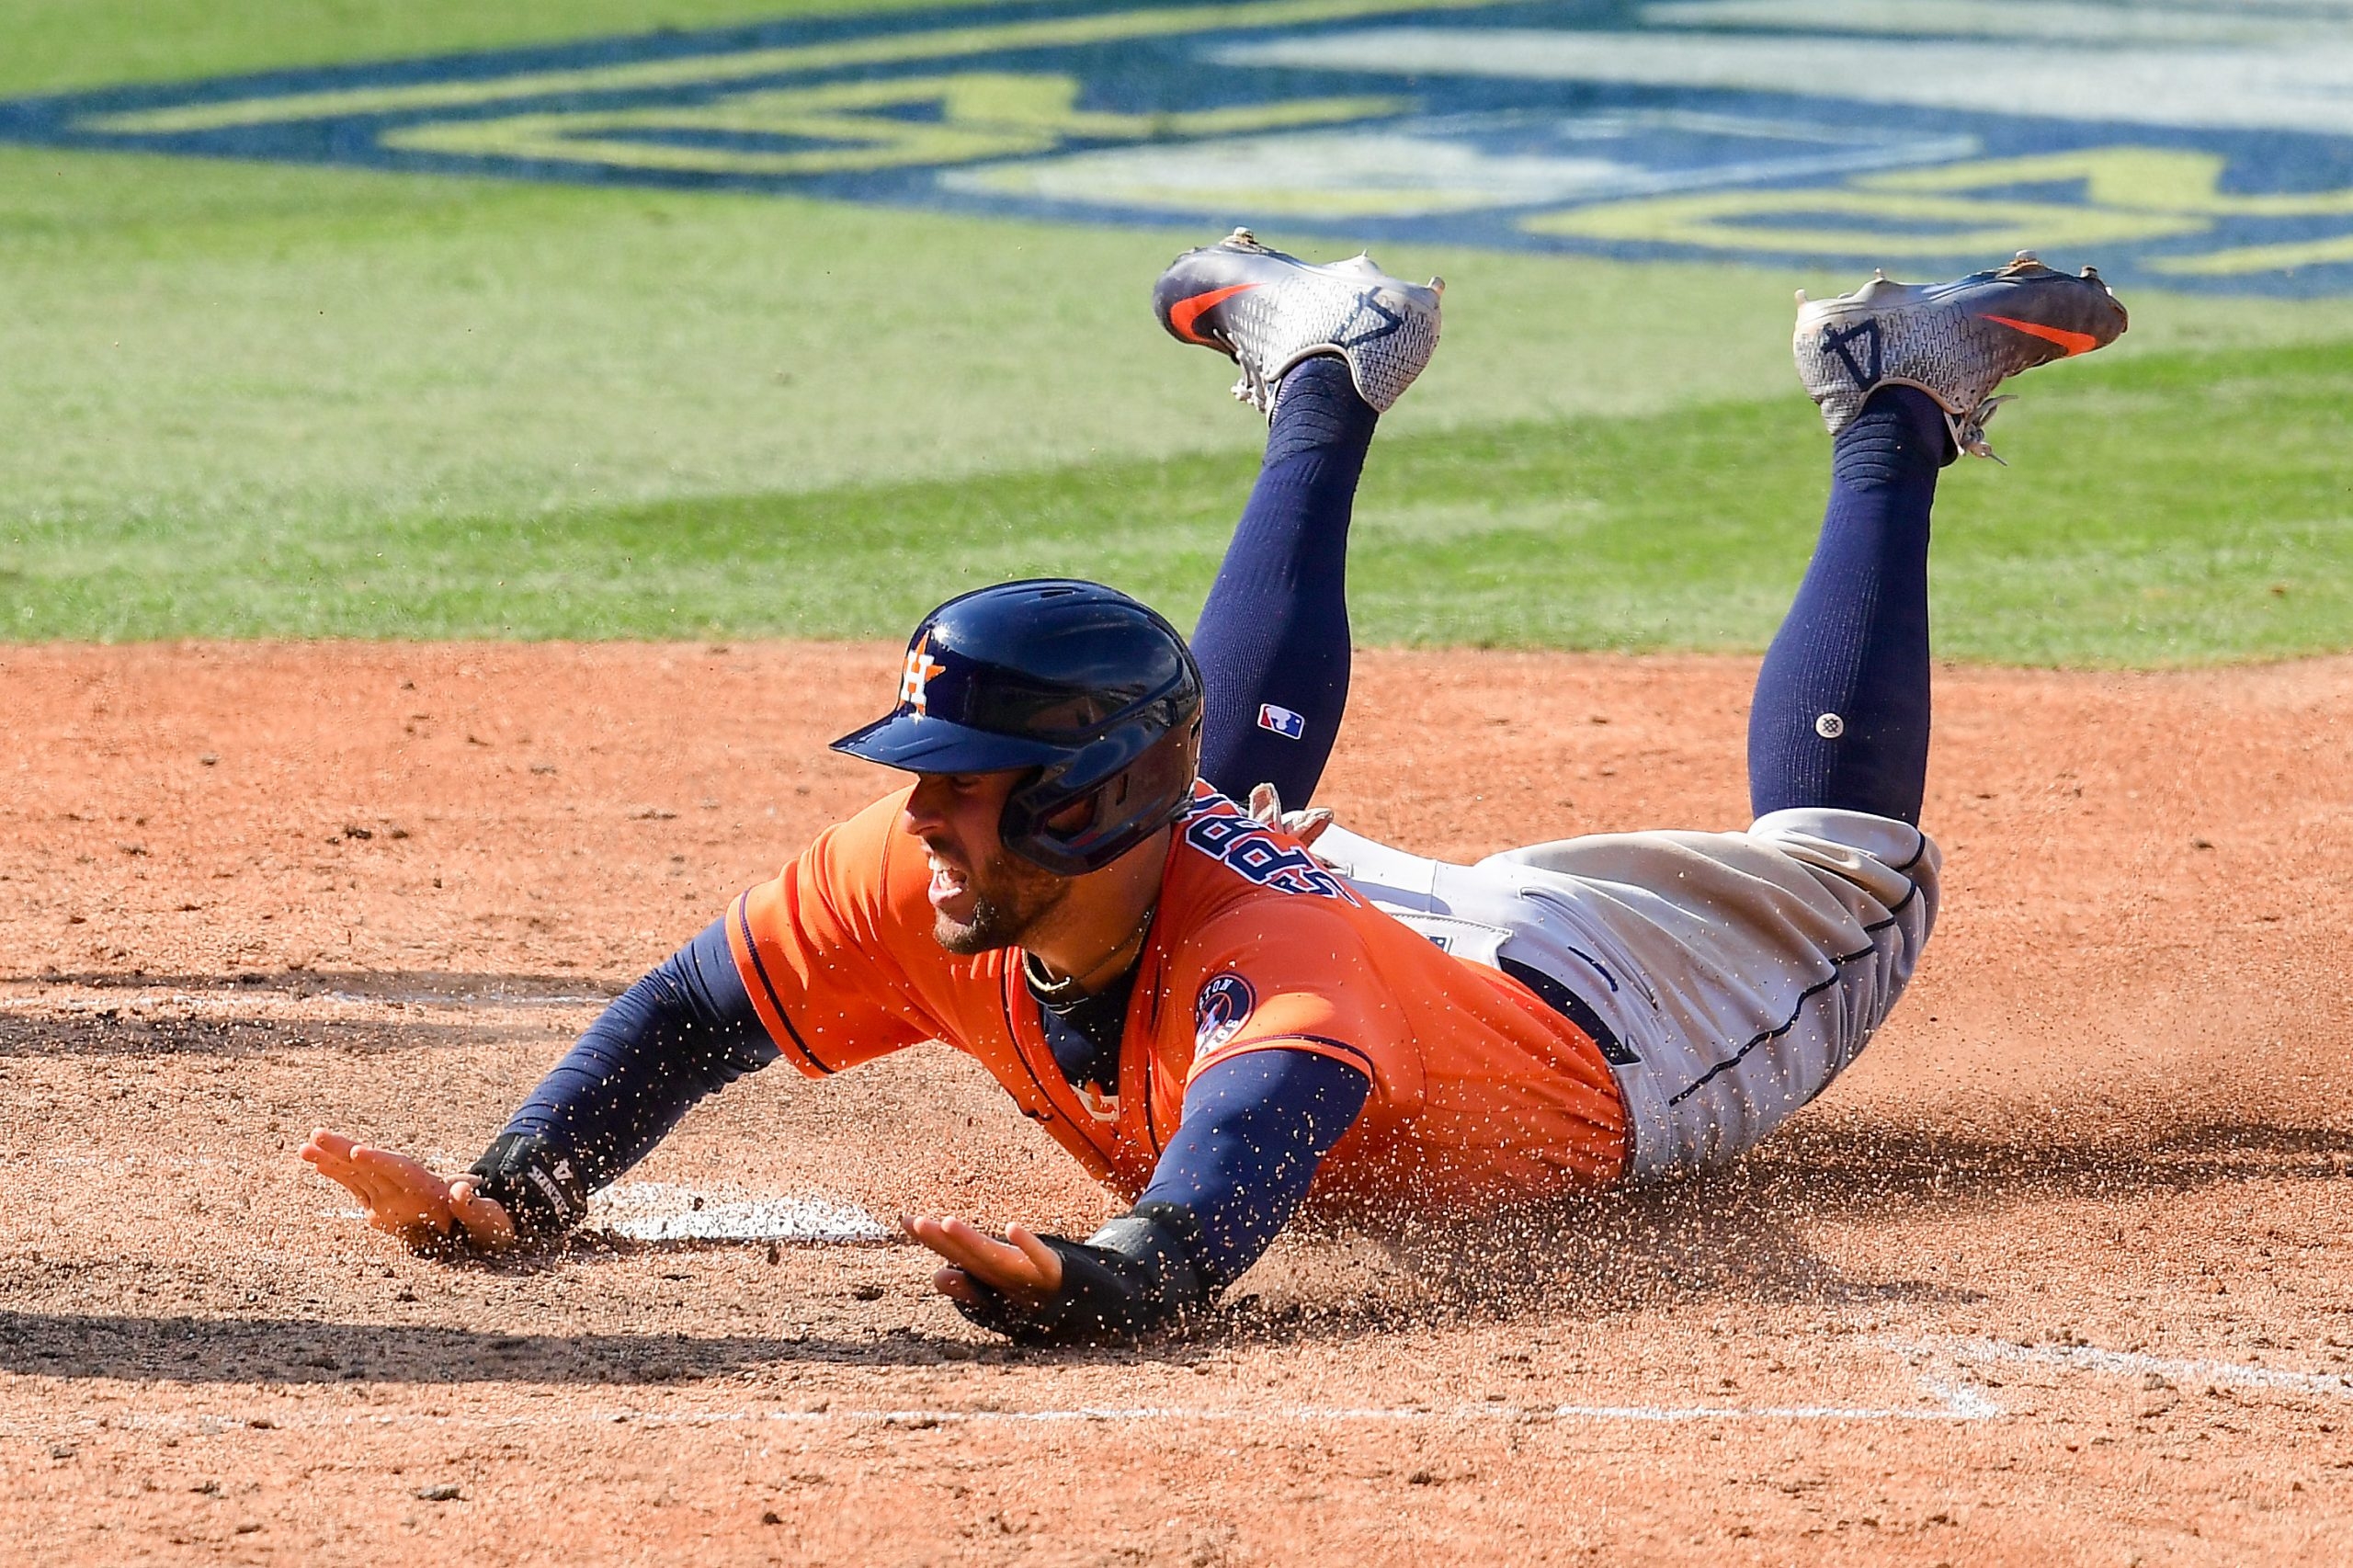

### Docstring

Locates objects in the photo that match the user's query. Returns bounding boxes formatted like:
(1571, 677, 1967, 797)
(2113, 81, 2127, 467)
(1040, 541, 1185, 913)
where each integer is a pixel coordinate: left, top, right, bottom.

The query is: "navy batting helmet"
(830, 580, 1205, 876)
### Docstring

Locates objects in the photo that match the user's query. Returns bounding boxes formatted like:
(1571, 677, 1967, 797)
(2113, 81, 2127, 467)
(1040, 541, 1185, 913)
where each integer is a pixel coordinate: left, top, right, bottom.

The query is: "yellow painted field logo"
(7, 0, 2353, 292)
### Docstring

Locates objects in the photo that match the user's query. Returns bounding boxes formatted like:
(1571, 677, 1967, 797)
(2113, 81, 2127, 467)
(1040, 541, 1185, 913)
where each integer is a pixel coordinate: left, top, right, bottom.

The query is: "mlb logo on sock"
(1256, 703, 1306, 741)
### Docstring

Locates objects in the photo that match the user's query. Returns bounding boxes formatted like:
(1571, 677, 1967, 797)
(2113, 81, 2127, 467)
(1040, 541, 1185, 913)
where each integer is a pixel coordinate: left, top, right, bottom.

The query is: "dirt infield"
(3, 641, 2350, 1566)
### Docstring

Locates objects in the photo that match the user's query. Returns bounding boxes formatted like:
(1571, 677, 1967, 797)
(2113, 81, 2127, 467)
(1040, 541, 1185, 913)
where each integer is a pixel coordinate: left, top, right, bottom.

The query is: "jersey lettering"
(1181, 791, 1362, 905)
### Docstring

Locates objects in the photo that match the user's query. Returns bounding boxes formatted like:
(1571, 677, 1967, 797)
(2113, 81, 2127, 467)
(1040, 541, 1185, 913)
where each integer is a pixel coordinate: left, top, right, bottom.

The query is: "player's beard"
(932, 844, 1069, 955)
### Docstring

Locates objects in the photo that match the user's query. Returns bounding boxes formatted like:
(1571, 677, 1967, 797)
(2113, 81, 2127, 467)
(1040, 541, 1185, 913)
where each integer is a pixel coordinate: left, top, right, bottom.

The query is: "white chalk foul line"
(16, 1376, 1996, 1439)
(0, 987, 609, 1019)
(607, 1378, 1995, 1426)
(1542, 1376, 1999, 1423)
(1920, 1336, 2353, 1400)
(319, 989, 608, 1009)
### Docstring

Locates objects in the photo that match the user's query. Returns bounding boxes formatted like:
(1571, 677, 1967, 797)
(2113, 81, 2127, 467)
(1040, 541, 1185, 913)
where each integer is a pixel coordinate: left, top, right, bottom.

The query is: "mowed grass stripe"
(0, 0, 998, 98)
(0, 148, 1819, 534)
(7, 338, 2347, 665)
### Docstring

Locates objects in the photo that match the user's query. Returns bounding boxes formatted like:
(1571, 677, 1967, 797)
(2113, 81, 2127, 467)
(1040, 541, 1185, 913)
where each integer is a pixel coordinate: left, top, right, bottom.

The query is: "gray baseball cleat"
(1153, 227, 1442, 416)
(1793, 252, 2129, 460)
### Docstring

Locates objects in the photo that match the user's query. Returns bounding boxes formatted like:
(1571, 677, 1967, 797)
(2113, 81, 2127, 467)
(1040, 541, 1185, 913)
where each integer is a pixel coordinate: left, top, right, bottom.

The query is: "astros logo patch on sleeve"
(1193, 973, 1256, 1060)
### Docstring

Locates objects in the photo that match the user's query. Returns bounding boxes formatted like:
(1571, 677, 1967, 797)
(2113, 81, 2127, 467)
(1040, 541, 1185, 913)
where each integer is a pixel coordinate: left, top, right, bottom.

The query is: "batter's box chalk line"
(1899, 1335, 2353, 1400)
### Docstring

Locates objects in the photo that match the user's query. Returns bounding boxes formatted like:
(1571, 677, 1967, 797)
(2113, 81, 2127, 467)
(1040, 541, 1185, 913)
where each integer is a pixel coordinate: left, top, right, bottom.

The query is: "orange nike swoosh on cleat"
(1168, 282, 1260, 345)
(1979, 313, 2103, 356)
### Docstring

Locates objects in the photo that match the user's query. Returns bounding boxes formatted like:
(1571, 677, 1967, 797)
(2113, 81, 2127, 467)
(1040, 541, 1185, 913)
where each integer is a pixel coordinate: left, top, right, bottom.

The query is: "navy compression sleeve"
(1134, 1048, 1370, 1288)
(486, 918, 777, 1208)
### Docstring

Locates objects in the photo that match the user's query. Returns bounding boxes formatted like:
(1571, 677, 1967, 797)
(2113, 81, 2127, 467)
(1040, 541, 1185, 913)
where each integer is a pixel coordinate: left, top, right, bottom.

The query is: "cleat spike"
(1953, 394, 2014, 462)
(1795, 288, 1809, 304)
(2014, 250, 2039, 264)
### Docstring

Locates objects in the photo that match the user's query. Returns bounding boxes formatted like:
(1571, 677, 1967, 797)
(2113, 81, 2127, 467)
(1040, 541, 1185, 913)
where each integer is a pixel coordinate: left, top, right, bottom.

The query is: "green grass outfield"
(5, 0, 2351, 663)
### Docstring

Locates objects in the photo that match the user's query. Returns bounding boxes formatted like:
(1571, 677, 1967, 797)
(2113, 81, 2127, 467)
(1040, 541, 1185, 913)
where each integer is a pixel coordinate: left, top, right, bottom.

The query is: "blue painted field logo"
(7, 0, 2353, 293)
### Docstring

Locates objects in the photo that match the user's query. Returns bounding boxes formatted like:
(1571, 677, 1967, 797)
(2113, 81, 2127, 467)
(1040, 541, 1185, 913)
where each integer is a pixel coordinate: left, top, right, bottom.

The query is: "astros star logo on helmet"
(898, 632, 946, 716)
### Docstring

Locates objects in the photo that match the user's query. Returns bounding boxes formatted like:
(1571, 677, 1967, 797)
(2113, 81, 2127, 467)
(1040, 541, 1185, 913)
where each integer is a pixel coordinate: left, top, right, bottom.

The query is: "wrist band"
(466, 1132, 589, 1238)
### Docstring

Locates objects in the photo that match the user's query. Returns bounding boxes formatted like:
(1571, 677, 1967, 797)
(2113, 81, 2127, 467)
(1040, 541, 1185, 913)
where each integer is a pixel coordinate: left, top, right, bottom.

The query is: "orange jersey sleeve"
(726, 790, 944, 1077)
(1142, 791, 1629, 1212)
(1168, 896, 1426, 1108)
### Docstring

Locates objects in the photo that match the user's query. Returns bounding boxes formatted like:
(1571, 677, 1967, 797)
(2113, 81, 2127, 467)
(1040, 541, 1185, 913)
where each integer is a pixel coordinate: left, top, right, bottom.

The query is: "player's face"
(902, 770, 1070, 954)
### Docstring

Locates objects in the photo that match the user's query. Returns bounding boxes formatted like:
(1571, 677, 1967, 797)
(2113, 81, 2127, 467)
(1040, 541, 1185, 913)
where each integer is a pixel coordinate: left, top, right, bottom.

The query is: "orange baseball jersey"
(726, 782, 1627, 1218)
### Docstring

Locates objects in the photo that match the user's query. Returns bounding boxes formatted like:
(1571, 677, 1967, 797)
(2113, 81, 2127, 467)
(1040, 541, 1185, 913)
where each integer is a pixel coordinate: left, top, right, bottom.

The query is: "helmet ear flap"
(1001, 717, 1199, 876)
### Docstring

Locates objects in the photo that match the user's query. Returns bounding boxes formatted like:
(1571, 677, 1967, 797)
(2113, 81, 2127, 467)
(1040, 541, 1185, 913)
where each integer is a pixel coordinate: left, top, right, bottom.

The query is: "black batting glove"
(951, 1202, 1215, 1346)
(466, 1131, 590, 1240)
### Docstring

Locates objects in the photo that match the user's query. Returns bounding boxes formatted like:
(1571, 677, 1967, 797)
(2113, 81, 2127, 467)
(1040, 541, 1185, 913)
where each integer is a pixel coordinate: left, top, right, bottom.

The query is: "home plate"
(586, 1182, 892, 1244)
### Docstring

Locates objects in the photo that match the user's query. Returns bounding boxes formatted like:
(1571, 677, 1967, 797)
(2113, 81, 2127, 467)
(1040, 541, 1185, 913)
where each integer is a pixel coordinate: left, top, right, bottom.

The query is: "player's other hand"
(901, 1214, 1064, 1311)
(301, 1128, 517, 1254)
(1246, 782, 1335, 853)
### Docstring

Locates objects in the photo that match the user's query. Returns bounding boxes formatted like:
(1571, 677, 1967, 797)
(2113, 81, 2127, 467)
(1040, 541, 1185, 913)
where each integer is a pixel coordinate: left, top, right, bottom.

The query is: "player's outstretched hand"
(901, 1214, 1064, 1311)
(301, 1128, 517, 1254)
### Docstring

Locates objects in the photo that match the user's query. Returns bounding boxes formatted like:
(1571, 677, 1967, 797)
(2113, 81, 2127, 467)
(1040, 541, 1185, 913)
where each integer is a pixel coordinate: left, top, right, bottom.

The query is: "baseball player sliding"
(306, 231, 2127, 1344)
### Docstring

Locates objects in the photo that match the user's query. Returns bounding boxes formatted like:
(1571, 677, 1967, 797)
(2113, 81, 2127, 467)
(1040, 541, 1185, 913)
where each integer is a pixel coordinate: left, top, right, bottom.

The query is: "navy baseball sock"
(1747, 385, 1948, 825)
(1193, 354, 1376, 807)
